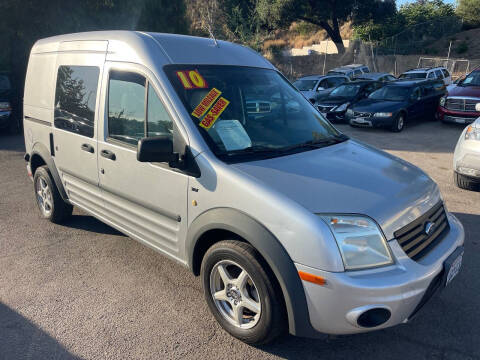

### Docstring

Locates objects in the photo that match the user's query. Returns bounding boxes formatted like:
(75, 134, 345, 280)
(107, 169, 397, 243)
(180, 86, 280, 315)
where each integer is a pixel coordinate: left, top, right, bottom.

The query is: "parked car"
(0, 72, 19, 133)
(399, 67, 452, 85)
(327, 64, 370, 80)
(24, 31, 464, 345)
(293, 74, 349, 105)
(453, 104, 480, 191)
(347, 79, 446, 132)
(316, 80, 384, 122)
(355, 72, 397, 82)
(438, 69, 480, 125)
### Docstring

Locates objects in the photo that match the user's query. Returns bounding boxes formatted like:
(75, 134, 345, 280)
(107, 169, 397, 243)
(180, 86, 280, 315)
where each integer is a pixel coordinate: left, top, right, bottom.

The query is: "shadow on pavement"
(0, 302, 80, 360)
(337, 121, 466, 154)
(62, 215, 125, 236)
(0, 133, 25, 152)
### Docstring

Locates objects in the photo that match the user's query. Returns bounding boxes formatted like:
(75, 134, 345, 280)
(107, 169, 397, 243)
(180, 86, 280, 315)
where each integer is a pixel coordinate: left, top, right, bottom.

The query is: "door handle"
(100, 149, 116, 161)
(81, 143, 95, 153)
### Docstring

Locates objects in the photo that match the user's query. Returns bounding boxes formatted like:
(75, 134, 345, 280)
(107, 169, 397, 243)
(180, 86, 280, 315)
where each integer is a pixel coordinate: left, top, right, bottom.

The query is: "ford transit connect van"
(23, 31, 464, 345)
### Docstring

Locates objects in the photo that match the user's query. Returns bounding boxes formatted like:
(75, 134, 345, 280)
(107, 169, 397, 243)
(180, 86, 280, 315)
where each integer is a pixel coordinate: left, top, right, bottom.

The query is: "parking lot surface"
(1, 121, 479, 360)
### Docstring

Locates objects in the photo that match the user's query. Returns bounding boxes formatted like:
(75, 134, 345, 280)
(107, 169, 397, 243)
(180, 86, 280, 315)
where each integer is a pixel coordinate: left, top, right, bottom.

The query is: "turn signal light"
(298, 271, 327, 286)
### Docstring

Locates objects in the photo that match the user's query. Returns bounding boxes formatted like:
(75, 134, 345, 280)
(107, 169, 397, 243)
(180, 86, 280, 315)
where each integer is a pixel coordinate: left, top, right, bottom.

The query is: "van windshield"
(165, 65, 347, 161)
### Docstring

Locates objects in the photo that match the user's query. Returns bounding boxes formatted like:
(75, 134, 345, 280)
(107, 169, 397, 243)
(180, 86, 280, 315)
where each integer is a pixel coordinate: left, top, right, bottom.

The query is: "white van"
(23, 31, 464, 344)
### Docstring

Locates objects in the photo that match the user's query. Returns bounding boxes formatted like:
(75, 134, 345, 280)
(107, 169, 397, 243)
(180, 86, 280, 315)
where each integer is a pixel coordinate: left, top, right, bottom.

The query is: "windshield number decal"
(199, 97, 230, 130)
(176, 70, 208, 89)
(192, 88, 222, 118)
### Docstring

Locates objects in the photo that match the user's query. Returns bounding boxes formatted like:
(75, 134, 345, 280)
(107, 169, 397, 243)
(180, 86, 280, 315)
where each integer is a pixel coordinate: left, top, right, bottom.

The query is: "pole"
(323, 40, 329, 75)
(447, 41, 452, 61)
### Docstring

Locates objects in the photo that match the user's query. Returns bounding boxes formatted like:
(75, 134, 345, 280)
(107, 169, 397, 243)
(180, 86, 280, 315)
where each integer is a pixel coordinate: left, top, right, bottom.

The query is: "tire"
(391, 113, 405, 132)
(33, 165, 73, 223)
(454, 172, 480, 191)
(201, 240, 286, 345)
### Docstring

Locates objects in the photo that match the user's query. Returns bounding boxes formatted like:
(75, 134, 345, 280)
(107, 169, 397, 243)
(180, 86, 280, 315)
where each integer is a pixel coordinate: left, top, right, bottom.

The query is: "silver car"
(454, 104, 480, 191)
(23, 31, 464, 345)
(293, 74, 349, 105)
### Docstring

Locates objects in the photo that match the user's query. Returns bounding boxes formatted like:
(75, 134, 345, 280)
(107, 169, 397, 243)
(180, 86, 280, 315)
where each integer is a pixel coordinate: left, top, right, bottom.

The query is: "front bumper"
(454, 133, 480, 179)
(295, 213, 464, 335)
(348, 115, 394, 128)
(438, 107, 479, 124)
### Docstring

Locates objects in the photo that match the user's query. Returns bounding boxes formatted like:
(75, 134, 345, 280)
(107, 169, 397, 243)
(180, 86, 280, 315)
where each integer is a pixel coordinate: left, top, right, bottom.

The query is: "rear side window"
(435, 70, 444, 79)
(427, 72, 436, 79)
(327, 77, 346, 88)
(108, 70, 173, 146)
(54, 66, 100, 138)
(442, 69, 450, 78)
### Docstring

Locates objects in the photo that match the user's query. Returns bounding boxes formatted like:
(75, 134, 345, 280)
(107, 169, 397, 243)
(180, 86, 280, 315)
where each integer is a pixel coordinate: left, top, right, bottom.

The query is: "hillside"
(429, 28, 480, 59)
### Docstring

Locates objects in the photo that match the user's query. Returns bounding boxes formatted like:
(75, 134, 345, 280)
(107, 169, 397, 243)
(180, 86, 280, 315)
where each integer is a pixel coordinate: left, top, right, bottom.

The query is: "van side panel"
(23, 52, 57, 159)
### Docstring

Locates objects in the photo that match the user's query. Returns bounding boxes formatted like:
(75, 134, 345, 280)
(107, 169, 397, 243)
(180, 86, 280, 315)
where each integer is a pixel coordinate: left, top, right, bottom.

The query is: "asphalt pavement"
(0, 121, 479, 360)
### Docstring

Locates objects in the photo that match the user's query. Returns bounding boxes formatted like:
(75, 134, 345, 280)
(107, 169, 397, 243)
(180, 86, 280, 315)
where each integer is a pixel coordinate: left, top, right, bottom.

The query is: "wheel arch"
(30, 142, 69, 202)
(186, 207, 317, 337)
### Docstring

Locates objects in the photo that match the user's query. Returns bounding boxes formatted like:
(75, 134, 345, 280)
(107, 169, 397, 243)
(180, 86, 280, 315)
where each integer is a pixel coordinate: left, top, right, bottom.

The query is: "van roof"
(31, 31, 274, 69)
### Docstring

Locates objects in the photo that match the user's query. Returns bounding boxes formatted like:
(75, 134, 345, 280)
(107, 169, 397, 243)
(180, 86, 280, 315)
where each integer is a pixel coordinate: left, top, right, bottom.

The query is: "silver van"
(23, 31, 464, 345)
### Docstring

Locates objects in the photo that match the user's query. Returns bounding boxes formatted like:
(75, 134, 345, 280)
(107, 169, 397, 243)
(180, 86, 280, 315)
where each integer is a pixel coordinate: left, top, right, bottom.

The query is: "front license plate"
(444, 248, 464, 287)
(355, 117, 366, 123)
(454, 118, 466, 124)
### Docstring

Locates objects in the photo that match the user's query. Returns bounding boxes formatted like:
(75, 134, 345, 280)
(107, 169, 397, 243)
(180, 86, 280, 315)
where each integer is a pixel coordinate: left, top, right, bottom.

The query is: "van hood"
(231, 140, 440, 240)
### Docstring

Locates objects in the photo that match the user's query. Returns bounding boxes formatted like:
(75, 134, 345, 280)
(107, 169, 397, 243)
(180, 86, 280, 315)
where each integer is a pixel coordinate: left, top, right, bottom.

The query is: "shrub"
(456, 41, 469, 54)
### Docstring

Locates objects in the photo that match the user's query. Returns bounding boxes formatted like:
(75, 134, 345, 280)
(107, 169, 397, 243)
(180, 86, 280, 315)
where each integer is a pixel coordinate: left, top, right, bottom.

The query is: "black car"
(316, 80, 384, 122)
(346, 79, 446, 132)
(0, 72, 18, 133)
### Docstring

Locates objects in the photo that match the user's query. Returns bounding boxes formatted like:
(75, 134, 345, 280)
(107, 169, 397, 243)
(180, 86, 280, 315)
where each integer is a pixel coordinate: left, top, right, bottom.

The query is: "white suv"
(400, 67, 452, 85)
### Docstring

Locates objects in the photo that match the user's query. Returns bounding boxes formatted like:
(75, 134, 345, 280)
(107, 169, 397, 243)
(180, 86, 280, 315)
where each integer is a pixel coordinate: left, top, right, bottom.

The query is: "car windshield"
(166, 65, 346, 161)
(293, 79, 318, 91)
(459, 72, 480, 86)
(369, 86, 410, 101)
(0, 75, 11, 90)
(399, 72, 427, 79)
(329, 84, 361, 97)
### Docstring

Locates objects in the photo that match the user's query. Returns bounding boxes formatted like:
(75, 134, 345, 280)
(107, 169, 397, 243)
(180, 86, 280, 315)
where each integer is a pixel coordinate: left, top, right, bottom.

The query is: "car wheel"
(33, 165, 73, 223)
(391, 113, 405, 132)
(201, 240, 286, 344)
(454, 172, 480, 192)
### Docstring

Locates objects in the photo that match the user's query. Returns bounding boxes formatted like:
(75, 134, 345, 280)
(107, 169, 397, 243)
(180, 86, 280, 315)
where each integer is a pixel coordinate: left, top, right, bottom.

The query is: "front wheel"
(391, 113, 405, 132)
(201, 240, 286, 344)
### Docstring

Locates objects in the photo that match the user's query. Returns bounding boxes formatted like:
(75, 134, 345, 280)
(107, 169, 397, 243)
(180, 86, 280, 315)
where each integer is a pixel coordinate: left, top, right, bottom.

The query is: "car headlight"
(439, 96, 446, 107)
(320, 215, 393, 270)
(374, 112, 393, 117)
(346, 108, 354, 115)
(465, 125, 480, 141)
(0, 102, 11, 111)
(333, 102, 349, 112)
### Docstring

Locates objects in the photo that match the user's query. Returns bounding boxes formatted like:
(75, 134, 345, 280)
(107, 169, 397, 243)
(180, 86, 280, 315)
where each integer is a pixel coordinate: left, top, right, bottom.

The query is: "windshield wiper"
(219, 145, 283, 157)
(277, 135, 348, 153)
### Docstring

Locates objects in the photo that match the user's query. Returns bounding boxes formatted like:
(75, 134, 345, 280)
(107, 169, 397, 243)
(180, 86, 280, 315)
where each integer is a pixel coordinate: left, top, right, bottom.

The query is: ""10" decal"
(176, 70, 208, 89)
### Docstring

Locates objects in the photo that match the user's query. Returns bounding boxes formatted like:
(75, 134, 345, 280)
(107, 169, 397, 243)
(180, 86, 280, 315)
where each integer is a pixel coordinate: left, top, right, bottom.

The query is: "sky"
(397, 0, 456, 6)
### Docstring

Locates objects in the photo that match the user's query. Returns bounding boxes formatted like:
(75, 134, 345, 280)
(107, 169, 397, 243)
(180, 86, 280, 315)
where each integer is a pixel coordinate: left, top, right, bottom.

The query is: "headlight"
(465, 125, 480, 141)
(334, 102, 349, 112)
(0, 102, 11, 111)
(346, 108, 354, 115)
(320, 215, 393, 270)
(439, 96, 446, 107)
(374, 112, 393, 117)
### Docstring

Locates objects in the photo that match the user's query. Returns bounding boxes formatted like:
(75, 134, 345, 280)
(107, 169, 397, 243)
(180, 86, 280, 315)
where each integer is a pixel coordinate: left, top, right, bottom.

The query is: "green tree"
(256, 0, 396, 54)
(457, 0, 480, 28)
(399, 0, 455, 26)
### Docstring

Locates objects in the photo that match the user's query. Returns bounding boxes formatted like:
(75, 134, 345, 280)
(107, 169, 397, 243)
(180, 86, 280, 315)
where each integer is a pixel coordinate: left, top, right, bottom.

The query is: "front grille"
(353, 111, 372, 118)
(445, 98, 480, 112)
(394, 202, 449, 261)
(246, 101, 271, 113)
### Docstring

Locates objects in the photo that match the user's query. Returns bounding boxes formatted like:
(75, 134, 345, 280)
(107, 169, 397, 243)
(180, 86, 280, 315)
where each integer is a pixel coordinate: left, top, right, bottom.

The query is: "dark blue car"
(0, 72, 19, 133)
(346, 79, 446, 132)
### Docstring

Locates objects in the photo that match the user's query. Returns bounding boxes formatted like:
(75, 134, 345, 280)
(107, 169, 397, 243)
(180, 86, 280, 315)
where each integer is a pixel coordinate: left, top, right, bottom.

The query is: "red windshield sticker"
(192, 88, 222, 118)
(199, 97, 230, 130)
(176, 70, 208, 90)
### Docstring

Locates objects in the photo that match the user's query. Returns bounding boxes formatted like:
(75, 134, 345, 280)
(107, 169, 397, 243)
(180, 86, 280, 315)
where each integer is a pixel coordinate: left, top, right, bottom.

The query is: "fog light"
(357, 308, 391, 328)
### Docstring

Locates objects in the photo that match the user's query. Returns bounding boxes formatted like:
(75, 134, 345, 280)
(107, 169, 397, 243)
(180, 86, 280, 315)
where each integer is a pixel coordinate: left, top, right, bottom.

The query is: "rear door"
(407, 87, 423, 120)
(420, 83, 437, 118)
(53, 42, 107, 214)
(97, 62, 189, 261)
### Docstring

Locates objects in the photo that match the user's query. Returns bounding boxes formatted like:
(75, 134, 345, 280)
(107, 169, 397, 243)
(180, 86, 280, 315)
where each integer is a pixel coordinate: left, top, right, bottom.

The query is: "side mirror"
(476, 103, 480, 112)
(137, 136, 178, 163)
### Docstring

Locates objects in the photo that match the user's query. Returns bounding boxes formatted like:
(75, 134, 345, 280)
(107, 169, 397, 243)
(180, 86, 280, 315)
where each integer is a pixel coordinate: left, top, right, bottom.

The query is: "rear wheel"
(391, 113, 405, 132)
(33, 166, 73, 223)
(454, 172, 480, 191)
(201, 240, 286, 344)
